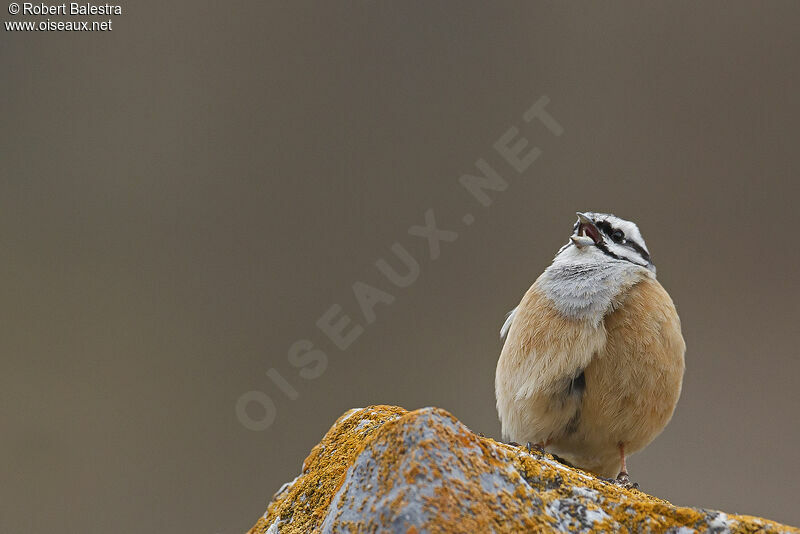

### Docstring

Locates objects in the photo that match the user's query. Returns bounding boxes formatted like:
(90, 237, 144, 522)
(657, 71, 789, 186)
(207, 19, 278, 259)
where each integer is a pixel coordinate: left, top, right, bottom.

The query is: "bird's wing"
(496, 286, 602, 443)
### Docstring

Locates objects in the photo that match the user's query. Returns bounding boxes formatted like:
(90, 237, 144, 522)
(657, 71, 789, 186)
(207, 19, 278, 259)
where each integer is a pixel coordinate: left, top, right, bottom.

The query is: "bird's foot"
(526, 441, 545, 455)
(613, 471, 639, 490)
(505, 441, 547, 457)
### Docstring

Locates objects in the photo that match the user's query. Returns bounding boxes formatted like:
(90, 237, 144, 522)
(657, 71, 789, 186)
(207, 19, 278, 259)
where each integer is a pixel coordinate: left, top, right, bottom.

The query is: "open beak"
(570, 212, 603, 249)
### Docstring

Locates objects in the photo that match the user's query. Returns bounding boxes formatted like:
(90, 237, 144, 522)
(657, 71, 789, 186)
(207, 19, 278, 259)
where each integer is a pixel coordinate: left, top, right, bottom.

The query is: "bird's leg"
(617, 443, 629, 481)
(614, 443, 639, 489)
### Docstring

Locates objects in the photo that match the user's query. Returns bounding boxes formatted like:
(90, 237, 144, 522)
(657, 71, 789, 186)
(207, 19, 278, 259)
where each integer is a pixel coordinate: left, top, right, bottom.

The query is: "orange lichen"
(249, 405, 799, 534)
(248, 405, 407, 534)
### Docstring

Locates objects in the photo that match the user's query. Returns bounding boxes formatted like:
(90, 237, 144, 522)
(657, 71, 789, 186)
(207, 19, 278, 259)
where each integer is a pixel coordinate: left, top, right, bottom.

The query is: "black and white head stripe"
(574, 212, 654, 270)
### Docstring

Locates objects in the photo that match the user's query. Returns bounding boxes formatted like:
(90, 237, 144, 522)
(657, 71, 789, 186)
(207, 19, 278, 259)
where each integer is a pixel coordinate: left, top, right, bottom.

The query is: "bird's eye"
(611, 230, 625, 243)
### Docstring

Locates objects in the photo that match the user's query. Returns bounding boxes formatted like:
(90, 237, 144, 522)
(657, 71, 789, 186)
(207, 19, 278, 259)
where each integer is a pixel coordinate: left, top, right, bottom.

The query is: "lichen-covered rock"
(249, 405, 798, 533)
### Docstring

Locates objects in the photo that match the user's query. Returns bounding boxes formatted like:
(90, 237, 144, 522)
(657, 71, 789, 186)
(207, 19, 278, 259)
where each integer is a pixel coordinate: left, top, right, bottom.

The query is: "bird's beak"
(571, 212, 603, 249)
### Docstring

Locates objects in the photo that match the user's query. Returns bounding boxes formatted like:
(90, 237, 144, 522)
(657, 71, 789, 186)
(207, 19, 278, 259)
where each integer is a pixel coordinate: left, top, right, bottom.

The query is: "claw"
(526, 441, 545, 454)
(614, 471, 639, 490)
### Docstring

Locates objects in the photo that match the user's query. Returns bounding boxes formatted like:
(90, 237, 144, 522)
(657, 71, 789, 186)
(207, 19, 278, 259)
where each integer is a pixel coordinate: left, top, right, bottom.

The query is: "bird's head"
(561, 212, 655, 273)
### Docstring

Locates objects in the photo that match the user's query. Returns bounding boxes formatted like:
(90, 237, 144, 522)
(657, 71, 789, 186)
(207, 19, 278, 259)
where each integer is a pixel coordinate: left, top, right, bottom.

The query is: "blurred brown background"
(2, 2, 800, 532)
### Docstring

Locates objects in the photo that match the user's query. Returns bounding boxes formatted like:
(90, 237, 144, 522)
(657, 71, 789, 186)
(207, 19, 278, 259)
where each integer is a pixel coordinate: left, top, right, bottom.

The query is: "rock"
(249, 405, 798, 533)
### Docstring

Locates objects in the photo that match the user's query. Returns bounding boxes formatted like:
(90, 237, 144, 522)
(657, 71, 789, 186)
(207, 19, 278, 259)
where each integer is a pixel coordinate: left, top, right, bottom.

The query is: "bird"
(495, 211, 685, 486)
